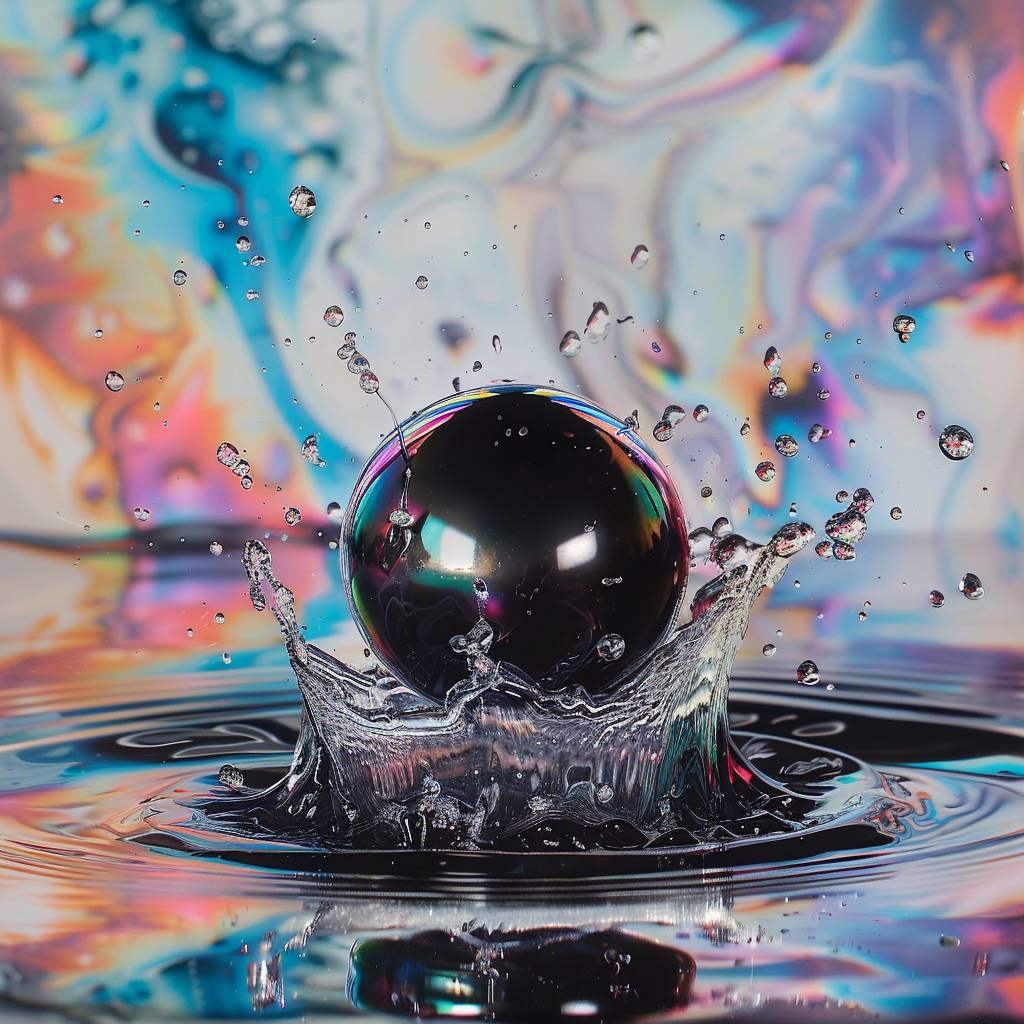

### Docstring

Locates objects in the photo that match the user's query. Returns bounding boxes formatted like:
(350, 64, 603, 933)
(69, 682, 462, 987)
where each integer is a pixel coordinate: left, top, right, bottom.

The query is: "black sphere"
(342, 385, 688, 700)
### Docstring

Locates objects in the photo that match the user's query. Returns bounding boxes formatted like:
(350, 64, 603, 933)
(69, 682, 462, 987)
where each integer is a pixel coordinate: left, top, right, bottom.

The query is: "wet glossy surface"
(343, 387, 688, 697)
(0, 536, 1021, 1021)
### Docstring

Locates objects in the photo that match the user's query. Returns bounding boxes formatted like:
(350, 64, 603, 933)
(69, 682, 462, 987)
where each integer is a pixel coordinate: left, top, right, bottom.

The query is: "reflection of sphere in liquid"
(342, 385, 689, 700)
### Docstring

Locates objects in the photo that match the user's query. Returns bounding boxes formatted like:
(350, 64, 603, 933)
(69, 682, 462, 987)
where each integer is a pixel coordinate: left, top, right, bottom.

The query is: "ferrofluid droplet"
(323, 305, 344, 327)
(768, 377, 788, 398)
(755, 460, 776, 482)
(596, 633, 626, 661)
(559, 330, 582, 357)
(288, 184, 316, 218)
(104, 370, 125, 392)
(796, 659, 820, 686)
(929, 589, 945, 608)
(630, 244, 650, 268)
(959, 572, 984, 600)
(172, 269, 187, 286)
(938, 424, 974, 461)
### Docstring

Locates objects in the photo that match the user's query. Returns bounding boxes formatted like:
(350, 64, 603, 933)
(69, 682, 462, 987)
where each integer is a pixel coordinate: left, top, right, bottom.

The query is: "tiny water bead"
(235, 235, 251, 253)
(214, 612, 225, 624)
(890, 506, 903, 520)
(584, 301, 611, 341)
(300, 434, 326, 467)
(239, 475, 254, 490)
(692, 404, 709, 423)
(740, 421, 751, 436)
(763, 346, 782, 375)
(929, 589, 945, 608)
(596, 633, 626, 661)
(762, 643, 776, 657)
(284, 508, 301, 527)
(132, 507, 151, 522)
(559, 330, 582, 357)
(629, 22, 662, 60)
(630, 243, 650, 268)
(348, 353, 370, 374)
(51, 193, 63, 204)
(104, 370, 125, 392)
(959, 573, 985, 600)
(796, 660, 820, 686)
(245, 288, 260, 301)
(893, 314, 916, 342)
(414, 275, 429, 290)
(808, 423, 831, 443)
(917, 410, 927, 420)
(1000, 159, 1011, 171)
(938, 424, 975, 461)
(818, 387, 831, 401)
(836, 490, 849, 502)
(172, 268, 187, 286)
(216, 442, 240, 468)
(218, 764, 244, 790)
(323, 305, 344, 327)
(209, 541, 223, 556)
(775, 434, 799, 458)
(492, 334, 501, 353)
(755, 460, 776, 482)
(768, 376, 788, 398)
(358, 371, 380, 394)
(964, 250, 975, 263)
(700, 486, 713, 498)
(288, 184, 316, 218)
(652, 420, 674, 442)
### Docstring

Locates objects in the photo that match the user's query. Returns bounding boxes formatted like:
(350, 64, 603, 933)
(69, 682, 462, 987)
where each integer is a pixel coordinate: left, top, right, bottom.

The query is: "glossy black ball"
(342, 385, 688, 700)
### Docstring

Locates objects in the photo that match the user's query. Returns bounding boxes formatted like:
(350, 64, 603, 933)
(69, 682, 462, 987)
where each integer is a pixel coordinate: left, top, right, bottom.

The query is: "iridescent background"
(0, 1, 1022, 1021)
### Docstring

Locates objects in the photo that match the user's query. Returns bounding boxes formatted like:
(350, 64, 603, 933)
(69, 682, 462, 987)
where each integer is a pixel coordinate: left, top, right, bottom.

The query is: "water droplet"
(893, 314, 916, 342)
(630, 244, 650, 268)
(359, 370, 380, 394)
(218, 764, 244, 790)
(939, 935, 961, 949)
(740, 421, 751, 436)
(217, 442, 240, 468)
(414, 275, 429, 290)
(775, 434, 799, 458)
(999, 159, 1010, 172)
(222, 652, 232, 664)
(284, 507, 301, 526)
(693, 404, 709, 423)
(814, 540, 833, 559)
(388, 508, 414, 527)
(959, 572, 984, 600)
(492, 334, 501, 353)
(104, 370, 125, 392)
(755, 460, 776, 482)
(825, 508, 867, 545)
(916, 410, 926, 420)
(595, 784, 614, 804)
(808, 423, 830, 443)
(938, 424, 974, 461)
(584, 301, 610, 341)
(249, 254, 266, 267)
(890, 506, 903, 520)
(763, 346, 782, 375)
(348, 352, 370, 374)
(52, 194, 64, 204)
(323, 305, 344, 327)
(768, 377, 788, 398)
(239, 475, 254, 490)
(620, 409, 640, 433)
(762, 643, 776, 657)
(596, 633, 626, 661)
(796, 660, 820, 686)
(824, 331, 833, 340)
(652, 419, 673, 442)
(601, 576, 623, 587)
(132, 506, 151, 522)
(629, 23, 662, 61)
(172, 269, 187, 286)
(186, 627, 193, 638)
(235, 235, 251, 252)
(817, 387, 831, 401)
(472, 360, 483, 372)
(964, 250, 975, 262)
(209, 541, 223, 556)
(559, 330, 582, 357)
(929, 589, 945, 608)
(288, 184, 316, 218)
(245, 288, 260, 301)
(94, 328, 103, 339)
(700, 486, 713, 498)
(836, 490, 849, 503)
(301, 435, 325, 467)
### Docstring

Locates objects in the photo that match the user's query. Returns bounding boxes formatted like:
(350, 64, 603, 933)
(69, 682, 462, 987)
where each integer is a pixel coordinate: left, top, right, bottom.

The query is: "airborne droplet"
(559, 330, 582, 357)
(288, 184, 317, 218)
(596, 633, 626, 661)
(414, 275, 429, 290)
(768, 377, 788, 398)
(938, 424, 974, 461)
(763, 346, 781, 375)
(172, 269, 187, 286)
(796, 660, 820, 686)
(235, 235, 251, 253)
(104, 370, 125, 392)
(692, 404, 709, 423)
(958, 572, 984, 600)
(323, 305, 344, 327)
(359, 371, 380, 394)
(755, 460, 776, 482)
(775, 434, 799, 458)
(929, 589, 945, 608)
(630, 244, 650, 268)
(284, 507, 301, 526)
